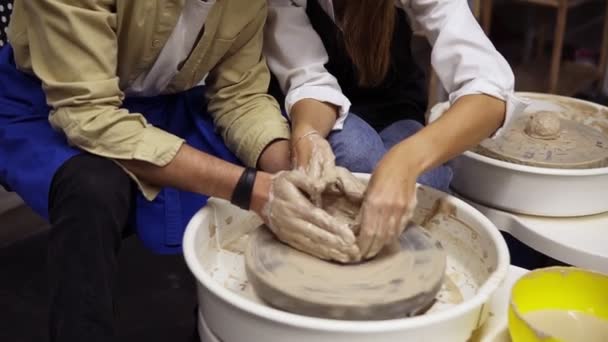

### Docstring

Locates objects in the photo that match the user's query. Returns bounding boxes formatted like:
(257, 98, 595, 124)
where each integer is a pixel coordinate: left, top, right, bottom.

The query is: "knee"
(328, 114, 385, 173)
(417, 164, 454, 193)
(49, 154, 133, 221)
(379, 120, 424, 150)
(382, 120, 424, 137)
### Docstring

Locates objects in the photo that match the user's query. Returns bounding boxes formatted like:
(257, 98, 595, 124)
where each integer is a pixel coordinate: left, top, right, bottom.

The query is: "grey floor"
(0, 201, 198, 342)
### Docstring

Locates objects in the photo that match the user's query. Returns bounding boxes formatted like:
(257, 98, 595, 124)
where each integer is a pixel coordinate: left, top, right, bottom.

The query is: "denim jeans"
(328, 114, 453, 192)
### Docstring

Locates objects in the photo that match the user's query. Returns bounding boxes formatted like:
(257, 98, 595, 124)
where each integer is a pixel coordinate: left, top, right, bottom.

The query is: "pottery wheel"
(474, 111, 608, 169)
(245, 224, 447, 321)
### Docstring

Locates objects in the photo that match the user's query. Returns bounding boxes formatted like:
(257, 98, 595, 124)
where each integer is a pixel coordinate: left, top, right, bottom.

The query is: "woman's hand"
(289, 98, 341, 194)
(260, 169, 361, 263)
(291, 131, 338, 189)
(357, 145, 419, 260)
(357, 95, 508, 259)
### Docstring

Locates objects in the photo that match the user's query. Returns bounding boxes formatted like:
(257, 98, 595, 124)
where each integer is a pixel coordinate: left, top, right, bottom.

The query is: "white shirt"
(264, 0, 528, 135)
(126, 0, 216, 97)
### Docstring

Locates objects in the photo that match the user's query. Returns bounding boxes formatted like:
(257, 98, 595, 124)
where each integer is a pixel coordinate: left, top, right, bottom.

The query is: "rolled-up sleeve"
(401, 0, 528, 136)
(23, 0, 184, 199)
(264, 0, 351, 130)
(205, 3, 290, 168)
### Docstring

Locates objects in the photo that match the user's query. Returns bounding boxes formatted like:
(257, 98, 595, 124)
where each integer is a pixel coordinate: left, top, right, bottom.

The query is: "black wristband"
(230, 167, 257, 210)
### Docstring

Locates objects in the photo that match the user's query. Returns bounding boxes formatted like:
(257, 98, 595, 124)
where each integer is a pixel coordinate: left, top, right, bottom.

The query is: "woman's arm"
(358, 0, 527, 258)
(289, 99, 338, 169)
(265, 0, 350, 135)
(385, 94, 505, 176)
(357, 94, 505, 259)
(265, 1, 351, 170)
(401, 0, 527, 135)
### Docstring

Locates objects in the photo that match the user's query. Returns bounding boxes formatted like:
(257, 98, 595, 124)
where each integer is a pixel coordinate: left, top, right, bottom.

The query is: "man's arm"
(205, 2, 291, 172)
(22, 0, 270, 207)
(120, 145, 271, 215)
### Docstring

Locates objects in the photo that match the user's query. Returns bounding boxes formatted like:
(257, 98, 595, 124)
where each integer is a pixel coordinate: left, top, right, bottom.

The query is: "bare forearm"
(291, 99, 338, 139)
(257, 139, 292, 173)
(120, 144, 260, 203)
(394, 94, 506, 174)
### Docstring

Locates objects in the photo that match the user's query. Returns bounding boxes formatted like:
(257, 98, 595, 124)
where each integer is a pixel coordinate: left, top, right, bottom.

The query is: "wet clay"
(255, 167, 449, 319)
(523, 310, 608, 342)
(525, 112, 561, 140)
(524, 93, 608, 136)
(319, 167, 366, 233)
(245, 224, 446, 320)
(264, 169, 360, 263)
(265, 166, 367, 263)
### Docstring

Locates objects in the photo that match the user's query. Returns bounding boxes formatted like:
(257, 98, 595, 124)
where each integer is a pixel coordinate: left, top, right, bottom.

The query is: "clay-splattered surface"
(473, 93, 608, 169)
(520, 93, 608, 137)
(194, 189, 502, 321)
(429, 92, 608, 158)
(473, 115, 608, 169)
(245, 224, 446, 320)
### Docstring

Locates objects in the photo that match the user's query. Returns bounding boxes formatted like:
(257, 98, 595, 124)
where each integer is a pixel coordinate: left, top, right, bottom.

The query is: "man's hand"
(249, 171, 272, 217)
(262, 170, 361, 263)
(257, 139, 292, 173)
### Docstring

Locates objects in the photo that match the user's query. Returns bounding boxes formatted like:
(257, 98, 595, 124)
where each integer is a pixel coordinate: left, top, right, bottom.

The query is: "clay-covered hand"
(323, 166, 366, 234)
(264, 169, 361, 263)
(358, 151, 418, 260)
(291, 131, 338, 199)
(331, 166, 366, 202)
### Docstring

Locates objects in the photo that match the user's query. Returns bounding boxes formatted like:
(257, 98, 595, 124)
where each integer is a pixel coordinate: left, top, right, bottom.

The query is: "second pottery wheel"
(245, 224, 447, 321)
(442, 93, 608, 216)
(473, 111, 608, 169)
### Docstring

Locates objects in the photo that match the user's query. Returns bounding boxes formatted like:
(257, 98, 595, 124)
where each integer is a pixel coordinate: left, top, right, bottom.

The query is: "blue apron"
(0, 45, 240, 254)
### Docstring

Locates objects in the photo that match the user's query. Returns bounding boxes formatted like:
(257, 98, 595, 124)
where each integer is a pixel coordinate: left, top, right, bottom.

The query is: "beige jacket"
(8, 0, 290, 199)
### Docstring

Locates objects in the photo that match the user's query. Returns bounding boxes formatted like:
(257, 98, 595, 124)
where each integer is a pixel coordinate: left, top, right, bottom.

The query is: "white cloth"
(264, 0, 528, 135)
(126, 0, 216, 97)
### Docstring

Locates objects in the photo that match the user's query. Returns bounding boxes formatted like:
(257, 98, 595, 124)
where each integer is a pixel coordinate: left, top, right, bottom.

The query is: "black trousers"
(48, 154, 134, 342)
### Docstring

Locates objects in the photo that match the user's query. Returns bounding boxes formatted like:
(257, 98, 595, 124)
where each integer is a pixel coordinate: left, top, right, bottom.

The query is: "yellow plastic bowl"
(508, 266, 608, 342)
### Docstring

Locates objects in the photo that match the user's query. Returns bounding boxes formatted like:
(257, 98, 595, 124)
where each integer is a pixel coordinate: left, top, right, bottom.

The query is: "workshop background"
(1, 0, 606, 341)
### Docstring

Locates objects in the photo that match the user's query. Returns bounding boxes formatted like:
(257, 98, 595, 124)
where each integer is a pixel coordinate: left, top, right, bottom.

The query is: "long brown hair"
(338, 0, 396, 87)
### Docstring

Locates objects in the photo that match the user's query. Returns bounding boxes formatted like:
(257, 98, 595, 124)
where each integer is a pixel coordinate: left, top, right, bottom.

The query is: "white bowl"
(183, 174, 510, 342)
(430, 93, 608, 217)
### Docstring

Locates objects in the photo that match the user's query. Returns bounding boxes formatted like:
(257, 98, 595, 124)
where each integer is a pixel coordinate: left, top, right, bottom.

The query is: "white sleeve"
(399, 0, 528, 137)
(264, 0, 350, 130)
